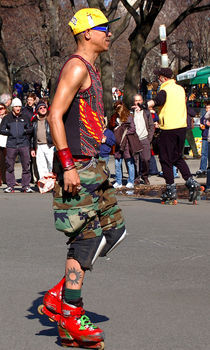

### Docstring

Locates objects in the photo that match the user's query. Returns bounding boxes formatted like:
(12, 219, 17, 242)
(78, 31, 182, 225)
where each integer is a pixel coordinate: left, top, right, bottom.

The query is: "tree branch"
(145, 3, 210, 53)
(111, 0, 140, 43)
(120, 0, 141, 25)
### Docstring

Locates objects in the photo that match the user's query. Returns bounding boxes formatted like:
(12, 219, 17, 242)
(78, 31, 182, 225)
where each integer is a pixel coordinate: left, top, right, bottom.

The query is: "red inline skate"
(58, 301, 105, 349)
(37, 277, 65, 322)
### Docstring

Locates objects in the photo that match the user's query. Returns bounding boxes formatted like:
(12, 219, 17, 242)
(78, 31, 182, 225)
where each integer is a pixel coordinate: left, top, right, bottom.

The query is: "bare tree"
(0, 16, 10, 94)
(121, 0, 210, 107)
(0, 0, 75, 98)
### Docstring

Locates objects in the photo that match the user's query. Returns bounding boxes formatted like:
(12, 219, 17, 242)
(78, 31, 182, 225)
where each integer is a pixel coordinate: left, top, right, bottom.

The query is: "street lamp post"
(186, 39, 193, 68)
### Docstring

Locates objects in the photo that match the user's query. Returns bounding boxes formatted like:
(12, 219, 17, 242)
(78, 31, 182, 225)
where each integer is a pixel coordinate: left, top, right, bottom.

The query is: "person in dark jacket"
(132, 94, 154, 185)
(31, 101, 54, 179)
(22, 92, 37, 121)
(99, 125, 115, 165)
(22, 92, 39, 183)
(0, 97, 33, 192)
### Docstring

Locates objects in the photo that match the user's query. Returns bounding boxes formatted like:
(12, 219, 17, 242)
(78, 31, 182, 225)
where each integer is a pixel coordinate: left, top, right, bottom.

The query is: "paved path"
(0, 168, 209, 349)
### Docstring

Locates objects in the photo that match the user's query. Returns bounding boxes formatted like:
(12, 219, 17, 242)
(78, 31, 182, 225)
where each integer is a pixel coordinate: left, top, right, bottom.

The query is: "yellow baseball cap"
(69, 8, 120, 35)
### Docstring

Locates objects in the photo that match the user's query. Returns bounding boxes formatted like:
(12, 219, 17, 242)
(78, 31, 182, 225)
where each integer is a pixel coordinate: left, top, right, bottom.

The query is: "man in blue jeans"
(0, 98, 33, 193)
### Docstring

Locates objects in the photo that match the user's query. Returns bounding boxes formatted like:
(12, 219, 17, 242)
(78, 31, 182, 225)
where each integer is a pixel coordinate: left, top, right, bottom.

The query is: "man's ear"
(84, 29, 91, 40)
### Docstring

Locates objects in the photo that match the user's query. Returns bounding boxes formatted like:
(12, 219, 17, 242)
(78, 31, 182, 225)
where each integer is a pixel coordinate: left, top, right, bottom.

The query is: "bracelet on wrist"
(63, 165, 76, 172)
(57, 148, 75, 169)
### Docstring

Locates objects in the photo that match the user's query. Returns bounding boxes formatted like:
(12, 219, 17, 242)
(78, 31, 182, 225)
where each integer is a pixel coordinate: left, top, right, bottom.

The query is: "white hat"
(11, 98, 22, 107)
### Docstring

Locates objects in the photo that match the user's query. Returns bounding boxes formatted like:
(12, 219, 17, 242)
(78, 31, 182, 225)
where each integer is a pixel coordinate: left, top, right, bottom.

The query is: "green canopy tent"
(176, 66, 210, 86)
(190, 66, 210, 85)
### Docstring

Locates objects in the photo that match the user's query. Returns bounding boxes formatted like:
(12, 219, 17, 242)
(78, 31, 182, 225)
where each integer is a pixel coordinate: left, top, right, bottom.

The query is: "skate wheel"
(37, 304, 44, 315)
(99, 342, 105, 349)
(49, 317, 55, 323)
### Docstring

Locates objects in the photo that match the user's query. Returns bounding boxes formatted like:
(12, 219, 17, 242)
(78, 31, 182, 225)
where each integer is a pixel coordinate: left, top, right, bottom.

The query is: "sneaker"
(126, 182, 134, 189)
(113, 182, 122, 189)
(23, 186, 34, 193)
(4, 187, 14, 193)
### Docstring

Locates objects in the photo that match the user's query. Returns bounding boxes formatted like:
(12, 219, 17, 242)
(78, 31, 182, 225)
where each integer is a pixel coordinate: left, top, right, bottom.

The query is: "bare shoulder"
(60, 57, 88, 85)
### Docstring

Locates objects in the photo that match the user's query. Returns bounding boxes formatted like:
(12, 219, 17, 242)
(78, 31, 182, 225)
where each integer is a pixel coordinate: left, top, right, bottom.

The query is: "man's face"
(89, 26, 112, 52)
(27, 97, 36, 107)
(134, 95, 143, 106)
(12, 106, 21, 116)
(38, 105, 47, 117)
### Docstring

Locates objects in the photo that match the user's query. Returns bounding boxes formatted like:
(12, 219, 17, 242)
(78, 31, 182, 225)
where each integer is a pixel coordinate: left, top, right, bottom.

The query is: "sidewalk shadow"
(26, 291, 109, 342)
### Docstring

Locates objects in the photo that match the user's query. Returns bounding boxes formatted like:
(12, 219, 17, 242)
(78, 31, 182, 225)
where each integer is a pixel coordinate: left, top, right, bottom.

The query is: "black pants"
(159, 128, 191, 185)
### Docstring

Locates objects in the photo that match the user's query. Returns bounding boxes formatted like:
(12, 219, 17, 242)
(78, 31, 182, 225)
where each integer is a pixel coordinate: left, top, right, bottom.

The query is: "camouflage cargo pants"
(53, 158, 125, 242)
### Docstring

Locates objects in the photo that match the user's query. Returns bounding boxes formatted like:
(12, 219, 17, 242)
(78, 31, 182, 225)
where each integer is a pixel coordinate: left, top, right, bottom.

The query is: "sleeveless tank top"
(60, 55, 104, 157)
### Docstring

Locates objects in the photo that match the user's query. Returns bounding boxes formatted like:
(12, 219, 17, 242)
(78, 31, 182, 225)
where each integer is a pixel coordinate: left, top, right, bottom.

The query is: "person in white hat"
(0, 97, 33, 192)
(37, 8, 125, 349)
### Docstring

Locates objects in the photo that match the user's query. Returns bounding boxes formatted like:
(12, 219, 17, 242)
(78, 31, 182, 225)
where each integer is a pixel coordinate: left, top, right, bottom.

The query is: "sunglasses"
(39, 106, 47, 110)
(92, 25, 110, 36)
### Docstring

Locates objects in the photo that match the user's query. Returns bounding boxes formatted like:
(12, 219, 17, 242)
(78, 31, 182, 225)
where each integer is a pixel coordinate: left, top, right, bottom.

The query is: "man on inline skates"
(38, 8, 126, 349)
(146, 67, 203, 204)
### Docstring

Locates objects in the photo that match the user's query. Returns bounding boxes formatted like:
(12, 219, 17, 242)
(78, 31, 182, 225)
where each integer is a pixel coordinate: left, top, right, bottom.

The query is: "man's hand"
(101, 136, 107, 143)
(138, 102, 148, 110)
(63, 167, 81, 196)
(131, 102, 148, 112)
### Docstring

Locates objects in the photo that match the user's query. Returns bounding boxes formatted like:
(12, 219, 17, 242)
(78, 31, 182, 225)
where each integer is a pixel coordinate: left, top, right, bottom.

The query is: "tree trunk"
(0, 17, 11, 94)
(123, 32, 147, 108)
(100, 51, 113, 120)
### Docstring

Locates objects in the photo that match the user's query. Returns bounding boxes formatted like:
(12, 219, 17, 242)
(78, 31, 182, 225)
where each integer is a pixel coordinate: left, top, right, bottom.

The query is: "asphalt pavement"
(0, 156, 209, 350)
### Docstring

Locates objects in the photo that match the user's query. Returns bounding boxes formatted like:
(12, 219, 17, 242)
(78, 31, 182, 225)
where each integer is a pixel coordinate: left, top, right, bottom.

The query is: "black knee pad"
(67, 234, 106, 271)
(99, 225, 126, 257)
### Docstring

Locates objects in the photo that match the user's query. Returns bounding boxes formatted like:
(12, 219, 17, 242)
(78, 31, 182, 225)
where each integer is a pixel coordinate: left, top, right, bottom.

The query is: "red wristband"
(57, 148, 75, 169)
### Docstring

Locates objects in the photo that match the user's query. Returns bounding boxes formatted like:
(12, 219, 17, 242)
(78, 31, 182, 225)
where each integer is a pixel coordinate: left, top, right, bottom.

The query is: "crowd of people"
(0, 84, 209, 195)
(0, 92, 53, 192)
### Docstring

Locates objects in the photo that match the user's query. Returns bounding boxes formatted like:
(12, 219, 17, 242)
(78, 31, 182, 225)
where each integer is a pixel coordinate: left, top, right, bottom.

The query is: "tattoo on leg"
(66, 267, 82, 286)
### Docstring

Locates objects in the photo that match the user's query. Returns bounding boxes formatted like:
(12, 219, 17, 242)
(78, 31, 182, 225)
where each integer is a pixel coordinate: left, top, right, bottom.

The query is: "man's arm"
(146, 112, 155, 143)
(147, 90, 167, 109)
(48, 59, 89, 194)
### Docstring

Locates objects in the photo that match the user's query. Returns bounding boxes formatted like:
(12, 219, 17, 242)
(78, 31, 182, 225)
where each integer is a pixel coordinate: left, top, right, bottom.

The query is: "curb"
(115, 183, 210, 199)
